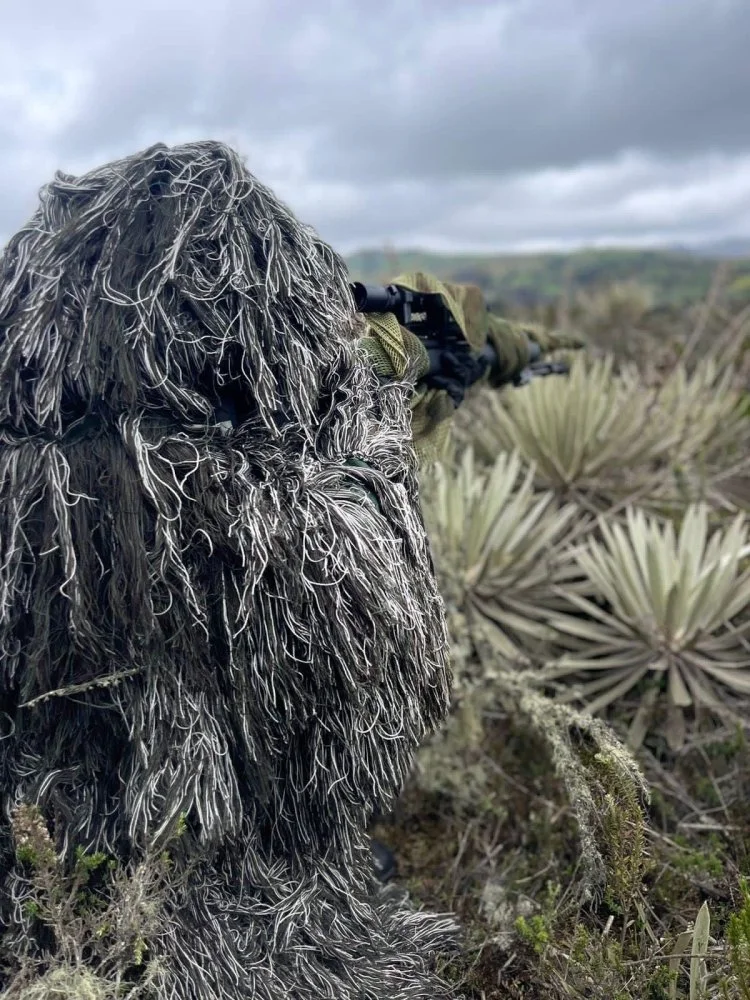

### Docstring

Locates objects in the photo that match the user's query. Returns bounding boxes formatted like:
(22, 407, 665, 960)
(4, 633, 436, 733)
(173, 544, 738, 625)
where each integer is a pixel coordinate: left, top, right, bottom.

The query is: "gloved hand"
(486, 316, 586, 386)
(422, 344, 490, 407)
(512, 320, 587, 354)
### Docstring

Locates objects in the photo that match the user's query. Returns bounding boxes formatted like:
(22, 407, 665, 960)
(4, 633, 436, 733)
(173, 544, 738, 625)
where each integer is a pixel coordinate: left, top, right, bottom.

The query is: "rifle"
(351, 281, 569, 392)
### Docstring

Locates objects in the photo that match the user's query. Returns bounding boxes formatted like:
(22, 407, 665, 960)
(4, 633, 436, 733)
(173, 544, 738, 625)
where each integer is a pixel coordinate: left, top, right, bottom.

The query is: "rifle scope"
(351, 282, 410, 313)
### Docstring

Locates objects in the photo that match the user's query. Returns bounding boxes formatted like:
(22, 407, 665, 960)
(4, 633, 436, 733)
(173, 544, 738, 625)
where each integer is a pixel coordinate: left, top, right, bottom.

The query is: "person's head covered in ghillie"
(0, 141, 453, 999)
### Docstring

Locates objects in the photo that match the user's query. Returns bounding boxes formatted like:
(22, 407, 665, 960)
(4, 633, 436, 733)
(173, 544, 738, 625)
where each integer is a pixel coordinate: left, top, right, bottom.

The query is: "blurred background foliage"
(348, 247, 750, 313)
(370, 255, 750, 999)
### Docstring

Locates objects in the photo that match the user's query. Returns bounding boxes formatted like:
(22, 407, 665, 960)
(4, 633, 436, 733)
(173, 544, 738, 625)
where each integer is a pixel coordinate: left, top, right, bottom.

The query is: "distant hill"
(678, 238, 750, 259)
(346, 247, 750, 309)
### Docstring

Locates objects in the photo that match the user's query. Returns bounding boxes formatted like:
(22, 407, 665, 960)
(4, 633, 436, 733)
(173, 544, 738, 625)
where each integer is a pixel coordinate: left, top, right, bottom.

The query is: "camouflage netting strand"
(0, 141, 456, 998)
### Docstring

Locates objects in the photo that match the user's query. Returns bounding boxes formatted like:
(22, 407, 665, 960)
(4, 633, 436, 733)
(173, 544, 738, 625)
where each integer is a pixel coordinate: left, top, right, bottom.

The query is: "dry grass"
(380, 284, 750, 998)
(0, 806, 170, 1000)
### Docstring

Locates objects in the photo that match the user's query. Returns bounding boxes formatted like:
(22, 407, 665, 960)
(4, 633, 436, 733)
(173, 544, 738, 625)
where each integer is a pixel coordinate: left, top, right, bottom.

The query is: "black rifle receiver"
(351, 282, 465, 361)
(352, 281, 486, 388)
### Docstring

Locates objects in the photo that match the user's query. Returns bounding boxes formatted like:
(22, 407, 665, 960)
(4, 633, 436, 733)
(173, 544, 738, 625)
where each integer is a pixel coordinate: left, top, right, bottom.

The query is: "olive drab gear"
(495, 317, 587, 355)
(359, 310, 430, 382)
(358, 270, 585, 464)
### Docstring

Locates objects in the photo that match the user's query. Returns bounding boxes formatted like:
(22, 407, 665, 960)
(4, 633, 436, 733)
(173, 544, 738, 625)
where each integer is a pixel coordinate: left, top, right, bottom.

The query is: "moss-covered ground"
(374, 707, 750, 998)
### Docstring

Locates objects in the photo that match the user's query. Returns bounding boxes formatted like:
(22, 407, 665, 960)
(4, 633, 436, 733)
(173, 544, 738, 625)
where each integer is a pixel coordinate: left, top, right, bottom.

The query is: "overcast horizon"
(2, 0, 750, 256)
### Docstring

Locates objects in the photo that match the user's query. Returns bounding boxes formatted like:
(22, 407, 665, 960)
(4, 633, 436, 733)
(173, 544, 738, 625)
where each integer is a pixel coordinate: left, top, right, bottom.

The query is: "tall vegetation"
(377, 276, 750, 1000)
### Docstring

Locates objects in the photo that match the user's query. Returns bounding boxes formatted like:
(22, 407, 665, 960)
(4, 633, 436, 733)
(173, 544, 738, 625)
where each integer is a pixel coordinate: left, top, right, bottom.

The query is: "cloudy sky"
(2, 0, 750, 254)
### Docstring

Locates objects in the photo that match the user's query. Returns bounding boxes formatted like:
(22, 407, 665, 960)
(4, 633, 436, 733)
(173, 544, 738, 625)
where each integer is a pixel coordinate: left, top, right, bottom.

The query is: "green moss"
(725, 879, 750, 999)
(643, 966, 674, 1000)
(132, 937, 148, 968)
(16, 845, 41, 867)
(174, 812, 188, 838)
(705, 725, 747, 762)
(514, 913, 551, 954)
(671, 834, 725, 879)
(693, 776, 722, 807)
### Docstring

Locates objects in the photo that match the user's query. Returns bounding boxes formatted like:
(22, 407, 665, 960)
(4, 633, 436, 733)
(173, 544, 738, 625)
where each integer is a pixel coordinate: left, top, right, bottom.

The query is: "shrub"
(544, 505, 750, 749)
(421, 448, 583, 661)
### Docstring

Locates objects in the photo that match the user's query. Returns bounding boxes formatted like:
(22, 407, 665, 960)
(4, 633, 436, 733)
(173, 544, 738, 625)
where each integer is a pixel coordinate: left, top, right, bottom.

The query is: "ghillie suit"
(0, 142, 456, 999)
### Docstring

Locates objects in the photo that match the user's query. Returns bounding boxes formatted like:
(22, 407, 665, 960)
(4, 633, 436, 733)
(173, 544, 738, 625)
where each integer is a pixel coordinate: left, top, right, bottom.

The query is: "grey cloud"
(1, 0, 750, 252)
(39, 0, 750, 180)
(310, 152, 750, 253)
(309, 0, 750, 181)
(46, 0, 750, 179)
